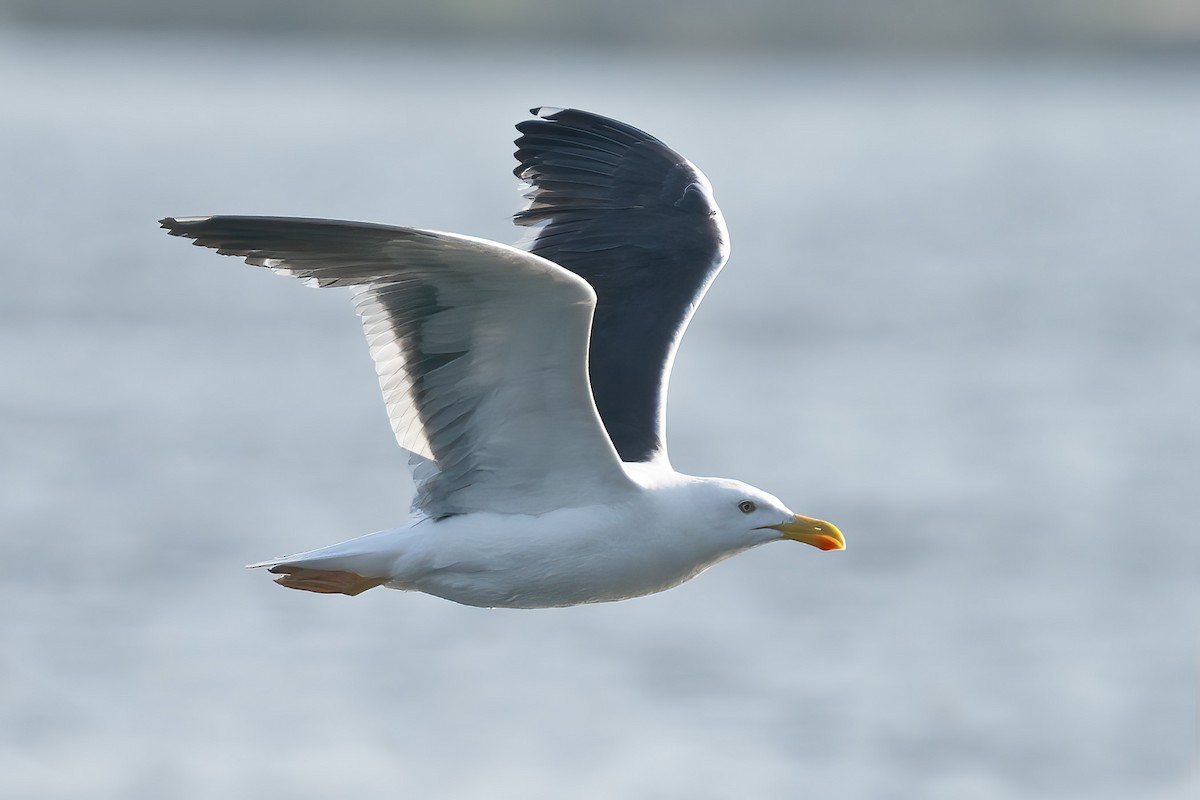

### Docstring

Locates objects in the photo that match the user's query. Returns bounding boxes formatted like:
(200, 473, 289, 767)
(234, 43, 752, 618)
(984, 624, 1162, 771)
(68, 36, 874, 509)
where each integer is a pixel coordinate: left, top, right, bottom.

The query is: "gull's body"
(253, 470, 795, 609)
(162, 108, 843, 608)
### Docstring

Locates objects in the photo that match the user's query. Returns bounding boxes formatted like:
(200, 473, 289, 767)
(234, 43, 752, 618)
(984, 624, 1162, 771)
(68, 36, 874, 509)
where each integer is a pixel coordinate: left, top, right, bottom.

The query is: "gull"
(161, 107, 843, 608)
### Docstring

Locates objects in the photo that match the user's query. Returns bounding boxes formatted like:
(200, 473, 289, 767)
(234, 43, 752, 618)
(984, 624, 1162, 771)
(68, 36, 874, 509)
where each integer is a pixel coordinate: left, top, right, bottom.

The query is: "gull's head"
(694, 479, 845, 552)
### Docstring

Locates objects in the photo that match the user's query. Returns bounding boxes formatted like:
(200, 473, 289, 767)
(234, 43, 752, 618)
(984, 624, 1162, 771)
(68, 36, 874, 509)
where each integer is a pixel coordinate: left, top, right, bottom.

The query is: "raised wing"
(514, 107, 730, 464)
(161, 216, 636, 517)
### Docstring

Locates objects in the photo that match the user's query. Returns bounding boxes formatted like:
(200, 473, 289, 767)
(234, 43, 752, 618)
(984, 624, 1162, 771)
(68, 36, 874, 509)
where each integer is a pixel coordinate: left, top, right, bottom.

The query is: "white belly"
(386, 504, 735, 608)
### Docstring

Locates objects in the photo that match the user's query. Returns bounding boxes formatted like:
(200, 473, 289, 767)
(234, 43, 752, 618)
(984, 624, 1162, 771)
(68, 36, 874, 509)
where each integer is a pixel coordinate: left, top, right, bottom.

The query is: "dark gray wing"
(514, 107, 730, 464)
(161, 216, 635, 518)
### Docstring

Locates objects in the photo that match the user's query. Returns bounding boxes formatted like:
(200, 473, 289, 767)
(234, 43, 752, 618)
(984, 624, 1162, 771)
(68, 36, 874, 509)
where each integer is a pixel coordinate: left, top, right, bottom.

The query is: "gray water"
(1, 32, 1196, 800)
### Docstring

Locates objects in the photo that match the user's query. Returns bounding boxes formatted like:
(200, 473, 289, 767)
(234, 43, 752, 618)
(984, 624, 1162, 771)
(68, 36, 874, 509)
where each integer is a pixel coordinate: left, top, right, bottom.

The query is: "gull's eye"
(737, 500, 757, 514)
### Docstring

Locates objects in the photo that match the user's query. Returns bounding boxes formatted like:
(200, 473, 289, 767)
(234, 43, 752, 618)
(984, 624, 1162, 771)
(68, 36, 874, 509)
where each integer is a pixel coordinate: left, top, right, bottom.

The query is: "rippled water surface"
(1, 32, 1196, 800)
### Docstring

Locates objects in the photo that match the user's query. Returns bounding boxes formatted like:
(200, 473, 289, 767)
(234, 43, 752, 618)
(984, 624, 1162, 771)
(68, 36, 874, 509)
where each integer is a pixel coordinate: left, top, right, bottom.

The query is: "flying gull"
(161, 107, 843, 608)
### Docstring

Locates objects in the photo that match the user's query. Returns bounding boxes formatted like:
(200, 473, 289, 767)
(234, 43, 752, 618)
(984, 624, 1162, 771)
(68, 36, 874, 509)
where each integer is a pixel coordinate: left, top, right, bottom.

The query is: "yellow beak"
(766, 514, 845, 551)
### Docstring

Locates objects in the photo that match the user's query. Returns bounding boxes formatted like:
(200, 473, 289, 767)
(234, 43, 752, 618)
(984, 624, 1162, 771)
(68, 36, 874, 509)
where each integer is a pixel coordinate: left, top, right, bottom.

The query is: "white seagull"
(161, 107, 843, 608)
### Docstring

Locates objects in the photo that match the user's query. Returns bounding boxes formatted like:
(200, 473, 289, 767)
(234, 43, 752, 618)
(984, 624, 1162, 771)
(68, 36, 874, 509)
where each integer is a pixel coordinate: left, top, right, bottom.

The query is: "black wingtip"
(160, 216, 214, 237)
(159, 216, 187, 236)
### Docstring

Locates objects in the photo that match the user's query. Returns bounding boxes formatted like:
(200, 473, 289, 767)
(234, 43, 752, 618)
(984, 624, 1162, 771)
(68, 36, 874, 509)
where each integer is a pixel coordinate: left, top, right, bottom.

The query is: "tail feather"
(245, 528, 405, 588)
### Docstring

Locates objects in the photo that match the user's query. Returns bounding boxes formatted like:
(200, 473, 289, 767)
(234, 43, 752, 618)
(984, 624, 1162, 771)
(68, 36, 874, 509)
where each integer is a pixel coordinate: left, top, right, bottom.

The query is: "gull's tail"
(247, 528, 405, 596)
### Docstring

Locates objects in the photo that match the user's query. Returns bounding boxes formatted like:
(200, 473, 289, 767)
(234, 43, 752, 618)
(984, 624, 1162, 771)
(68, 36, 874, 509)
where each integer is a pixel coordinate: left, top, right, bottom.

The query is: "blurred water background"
(1, 4, 1197, 799)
